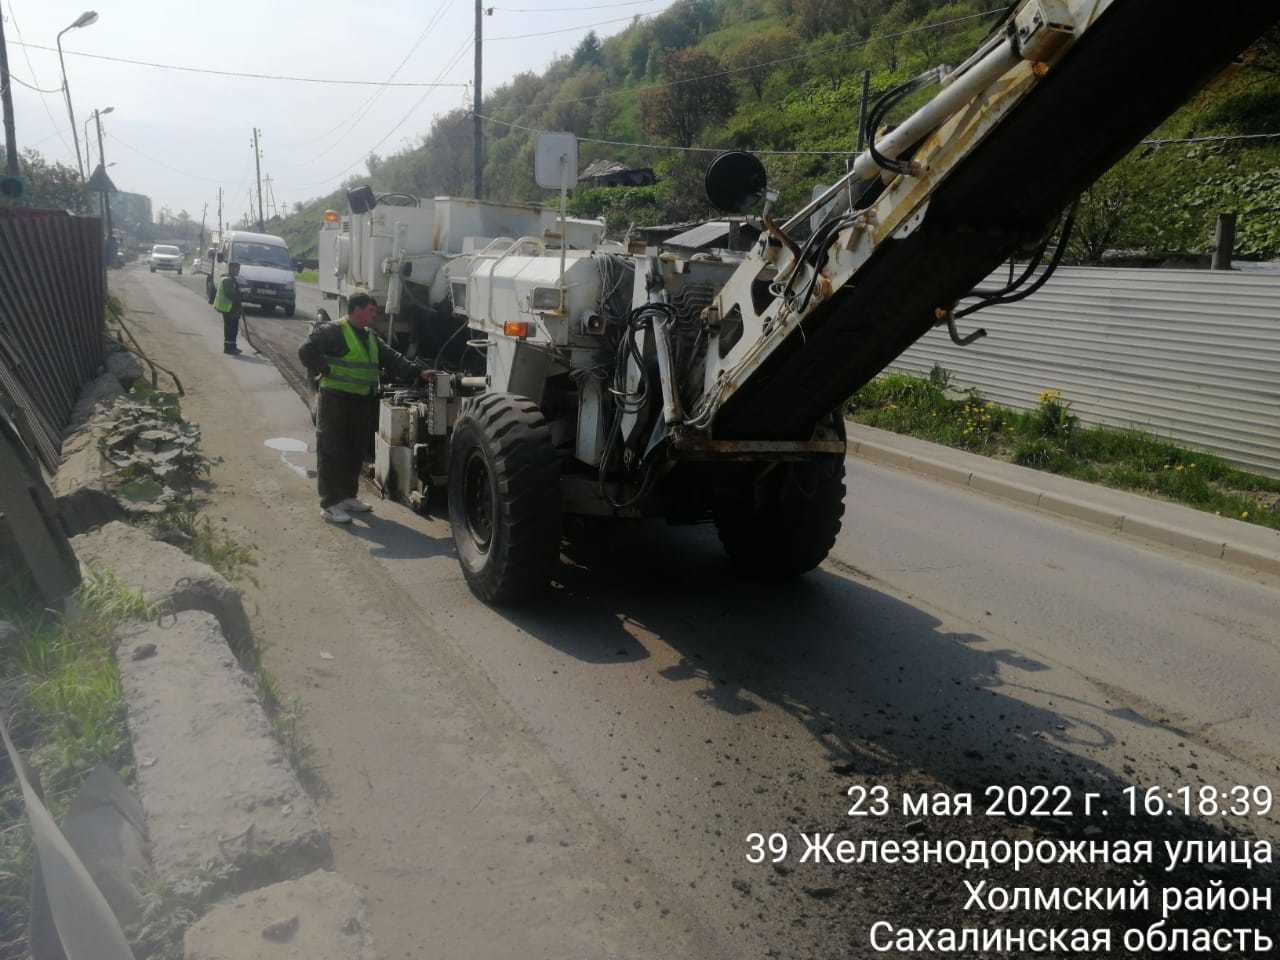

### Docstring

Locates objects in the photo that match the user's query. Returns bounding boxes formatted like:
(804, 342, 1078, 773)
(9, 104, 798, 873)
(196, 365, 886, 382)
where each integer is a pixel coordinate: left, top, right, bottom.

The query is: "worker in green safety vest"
(212, 261, 243, 355)
(298, 292, 432, 524)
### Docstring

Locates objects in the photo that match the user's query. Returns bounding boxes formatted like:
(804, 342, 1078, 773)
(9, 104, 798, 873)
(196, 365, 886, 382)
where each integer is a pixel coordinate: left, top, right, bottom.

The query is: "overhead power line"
(476, 112, 857, 156)
(475, 118, 1280, 160)
(488, 11, 656, 40)
(492, 0, 654, 10)
(293, 31, 476, 190)
(7, 73, 61, 94)
(6, 0, 74, 160)
(284, 0, 458, 156)
(107, 131, 224, 184)
(1141, 133, 1280, 146)
(9, 41, 470, 88)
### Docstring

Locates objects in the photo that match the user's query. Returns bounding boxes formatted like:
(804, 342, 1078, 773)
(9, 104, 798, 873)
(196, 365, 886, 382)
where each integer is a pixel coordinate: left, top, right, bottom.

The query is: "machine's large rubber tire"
(713, 419, 847, 580)
(447, 393, 561, 604)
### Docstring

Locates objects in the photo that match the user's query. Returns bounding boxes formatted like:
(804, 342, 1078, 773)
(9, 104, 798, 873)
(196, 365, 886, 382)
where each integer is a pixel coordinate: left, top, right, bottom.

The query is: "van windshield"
(232, 241, 291, 269)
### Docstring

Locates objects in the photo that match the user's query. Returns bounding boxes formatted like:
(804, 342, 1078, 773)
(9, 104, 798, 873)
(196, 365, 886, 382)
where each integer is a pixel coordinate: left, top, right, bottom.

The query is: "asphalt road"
(125, 264, 1280, 958)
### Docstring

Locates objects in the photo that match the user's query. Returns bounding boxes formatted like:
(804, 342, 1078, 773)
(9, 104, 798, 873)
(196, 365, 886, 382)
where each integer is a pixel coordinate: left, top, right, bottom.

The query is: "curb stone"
(118, 611, 330, 900)
(851, 437, 1280, 577)
(71, 521, 251, 651)
(183, 870, 378, 960)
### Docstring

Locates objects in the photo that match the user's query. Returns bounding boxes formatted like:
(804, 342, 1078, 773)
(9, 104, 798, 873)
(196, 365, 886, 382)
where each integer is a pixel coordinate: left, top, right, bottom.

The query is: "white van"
(206, 230, 296, 316)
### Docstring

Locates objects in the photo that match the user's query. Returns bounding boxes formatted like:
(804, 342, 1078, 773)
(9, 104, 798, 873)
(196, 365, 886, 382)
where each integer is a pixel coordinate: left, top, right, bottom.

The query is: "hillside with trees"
(269, 0, 1279, 262)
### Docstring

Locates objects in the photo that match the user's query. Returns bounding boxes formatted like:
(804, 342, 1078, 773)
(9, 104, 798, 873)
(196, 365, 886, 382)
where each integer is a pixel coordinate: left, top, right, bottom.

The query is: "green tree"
(730, 27, 799, 98)
(871, 1, 912, 72)
(641, 50, 736, 147)
(572, 31, 603, 69)
(772, 0, 860, 40)
(3, 148, 89, 214)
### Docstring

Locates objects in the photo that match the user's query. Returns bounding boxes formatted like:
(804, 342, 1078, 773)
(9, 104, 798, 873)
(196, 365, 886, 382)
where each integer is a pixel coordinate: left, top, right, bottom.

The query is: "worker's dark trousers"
(221, 309, 240, 350)
(316, 389, 377, 508)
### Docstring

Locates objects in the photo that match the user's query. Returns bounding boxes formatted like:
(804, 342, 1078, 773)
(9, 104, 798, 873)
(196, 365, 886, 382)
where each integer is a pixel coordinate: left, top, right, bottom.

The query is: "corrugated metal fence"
(889, 266, 1280, 477)
(0, 209, 105, 473)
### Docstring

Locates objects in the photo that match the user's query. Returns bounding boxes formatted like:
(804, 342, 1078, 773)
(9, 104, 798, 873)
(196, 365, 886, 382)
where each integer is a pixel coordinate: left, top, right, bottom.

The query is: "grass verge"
(1, 567, 154, 959)
(294, 269, 318, 285)
(846, 367, 1280, 530)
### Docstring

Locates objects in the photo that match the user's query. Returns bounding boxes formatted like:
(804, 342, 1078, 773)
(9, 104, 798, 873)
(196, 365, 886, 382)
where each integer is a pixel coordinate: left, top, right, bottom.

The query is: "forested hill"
(274, 1, 1280, 262)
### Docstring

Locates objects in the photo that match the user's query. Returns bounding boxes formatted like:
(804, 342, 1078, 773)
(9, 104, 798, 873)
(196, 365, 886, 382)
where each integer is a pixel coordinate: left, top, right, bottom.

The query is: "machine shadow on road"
(344, 512, 455, 561)
(520, 521, 1121, 790)
(499, 522, 1280, 947)
(496, 527, 1280, 947)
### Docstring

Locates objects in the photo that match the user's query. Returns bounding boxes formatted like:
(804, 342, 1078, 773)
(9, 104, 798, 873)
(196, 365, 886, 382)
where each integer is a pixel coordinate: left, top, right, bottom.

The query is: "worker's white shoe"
(338, 497, 373, 513)
(321, 506, 352, 524)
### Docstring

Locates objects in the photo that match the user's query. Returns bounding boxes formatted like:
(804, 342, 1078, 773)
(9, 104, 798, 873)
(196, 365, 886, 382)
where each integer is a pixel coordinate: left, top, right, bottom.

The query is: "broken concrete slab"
(119, 612, 330, 900)
(183, 871, 377, 960)
(68, 372, 124, 433)
(105, 350, 145, 391)
(71, 521, 250, 653)
(55, 404, 123, 536)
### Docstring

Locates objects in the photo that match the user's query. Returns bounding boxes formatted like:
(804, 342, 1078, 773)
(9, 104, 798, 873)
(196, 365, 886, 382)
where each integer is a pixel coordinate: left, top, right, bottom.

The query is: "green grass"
(846, 369, 1280, 530)
(1, 567, 156, 954)
(294, 270, 318, 285)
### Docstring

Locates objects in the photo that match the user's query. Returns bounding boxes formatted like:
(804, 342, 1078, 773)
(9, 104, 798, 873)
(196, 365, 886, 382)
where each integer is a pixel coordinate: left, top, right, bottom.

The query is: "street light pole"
(55, 11, 99, 182)
(94, 108, 113, 249)
(82, 116, 95, 170)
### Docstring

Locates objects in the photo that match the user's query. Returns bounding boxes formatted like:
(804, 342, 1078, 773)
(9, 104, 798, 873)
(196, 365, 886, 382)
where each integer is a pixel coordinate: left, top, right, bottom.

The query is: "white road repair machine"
(314, 0, 1278, 604)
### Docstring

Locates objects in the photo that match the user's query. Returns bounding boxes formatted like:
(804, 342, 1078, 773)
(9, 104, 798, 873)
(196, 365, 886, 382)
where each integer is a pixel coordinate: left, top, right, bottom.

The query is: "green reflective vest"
(212, 276, 237, 313)
(319, 320, 380, 396)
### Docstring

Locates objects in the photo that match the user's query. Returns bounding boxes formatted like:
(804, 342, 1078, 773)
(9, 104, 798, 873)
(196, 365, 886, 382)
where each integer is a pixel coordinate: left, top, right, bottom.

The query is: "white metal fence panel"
(888, 266, 1280, 477)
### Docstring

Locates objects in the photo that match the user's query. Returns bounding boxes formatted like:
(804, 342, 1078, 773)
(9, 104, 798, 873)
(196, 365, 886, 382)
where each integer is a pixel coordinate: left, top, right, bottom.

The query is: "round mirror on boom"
(704, 151, 768, 214)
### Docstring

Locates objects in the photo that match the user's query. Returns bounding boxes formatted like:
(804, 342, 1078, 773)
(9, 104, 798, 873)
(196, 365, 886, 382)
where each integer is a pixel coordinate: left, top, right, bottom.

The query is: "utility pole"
(93, 108, 113, 247)
(0, 11, 19, 178)
(473, 0, 484, 200)
(263, 174, 276, 219)
(216, 186, 223, 239)
(200, 202, 207, 248)
(252, 127, 264, 232)
(856, 70, 872, 151)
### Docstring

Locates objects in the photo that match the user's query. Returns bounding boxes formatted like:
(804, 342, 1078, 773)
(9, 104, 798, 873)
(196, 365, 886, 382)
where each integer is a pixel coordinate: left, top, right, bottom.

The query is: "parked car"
(206, 230, 296, 316)
(149, 244, 183, 274)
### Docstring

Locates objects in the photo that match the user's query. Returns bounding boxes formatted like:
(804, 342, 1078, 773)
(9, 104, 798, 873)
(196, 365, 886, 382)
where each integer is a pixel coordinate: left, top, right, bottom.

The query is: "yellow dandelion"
(1241, 511, 1250, 519)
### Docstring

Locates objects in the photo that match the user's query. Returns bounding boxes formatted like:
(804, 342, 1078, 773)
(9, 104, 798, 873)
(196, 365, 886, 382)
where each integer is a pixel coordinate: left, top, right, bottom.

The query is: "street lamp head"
(100, 106, 115, 115)
(71, 11, 99, 28)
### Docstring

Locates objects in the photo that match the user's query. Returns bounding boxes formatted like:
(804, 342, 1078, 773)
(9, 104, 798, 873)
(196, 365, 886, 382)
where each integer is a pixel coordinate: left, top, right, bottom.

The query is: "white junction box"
(374, 434, 415, 501)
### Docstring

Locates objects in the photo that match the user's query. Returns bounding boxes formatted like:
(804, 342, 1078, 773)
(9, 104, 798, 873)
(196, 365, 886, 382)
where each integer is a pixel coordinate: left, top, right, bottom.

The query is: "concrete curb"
(849, 438, 1280, 577)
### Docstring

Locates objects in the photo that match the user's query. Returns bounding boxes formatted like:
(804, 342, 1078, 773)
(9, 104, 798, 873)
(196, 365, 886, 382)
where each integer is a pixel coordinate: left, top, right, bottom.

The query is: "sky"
(4, 0, 674, 223)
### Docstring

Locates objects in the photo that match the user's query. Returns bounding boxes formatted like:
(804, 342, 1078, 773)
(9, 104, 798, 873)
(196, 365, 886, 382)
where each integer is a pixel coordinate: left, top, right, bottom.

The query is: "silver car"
(149, 244, 183, 274)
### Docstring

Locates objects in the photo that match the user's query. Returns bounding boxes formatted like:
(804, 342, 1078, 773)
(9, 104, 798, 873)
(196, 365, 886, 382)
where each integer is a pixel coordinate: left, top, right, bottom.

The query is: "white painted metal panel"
(887, 266, 1280, 476)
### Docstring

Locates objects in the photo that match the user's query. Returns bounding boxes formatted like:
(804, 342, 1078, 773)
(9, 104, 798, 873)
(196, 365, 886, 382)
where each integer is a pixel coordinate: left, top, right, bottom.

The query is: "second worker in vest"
(298, 293, 431, 524)
(212, 261, 244, 355)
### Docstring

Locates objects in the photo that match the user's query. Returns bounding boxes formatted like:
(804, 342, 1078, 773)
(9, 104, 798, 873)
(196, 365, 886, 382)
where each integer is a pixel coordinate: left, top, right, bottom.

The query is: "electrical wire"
(954, 201, 1078, 319)
(6, 1, 74, 161)
(8, 40, 471, 88)
(282, 0, 458, 155)
(292, 31, 475, 190)
(106, 131, 224, 184)
(488, 11, 657, 40)
(493, 0, 654, 10)
(476, 112, 858, 156)
(1141, 133, 1280, 146)
(6, 73, 61, 94)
